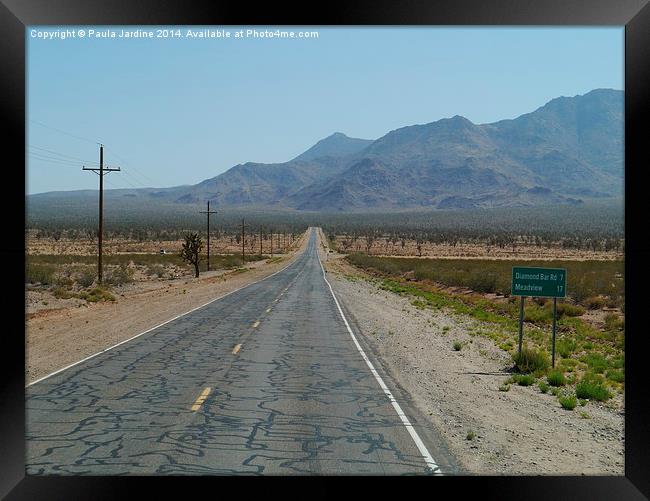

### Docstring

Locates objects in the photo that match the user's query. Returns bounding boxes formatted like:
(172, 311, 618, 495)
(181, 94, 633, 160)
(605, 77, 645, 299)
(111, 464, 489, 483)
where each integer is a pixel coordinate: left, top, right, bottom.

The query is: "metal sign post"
(518, 296, 525, 357)
(511, 267, 567, 366)
(552, 297, 558, 368)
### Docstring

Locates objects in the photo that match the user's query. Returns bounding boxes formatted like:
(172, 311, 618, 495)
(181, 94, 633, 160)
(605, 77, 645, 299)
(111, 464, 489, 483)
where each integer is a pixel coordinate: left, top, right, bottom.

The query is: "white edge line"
(26, 244, 305, 388)
(315, 229, 442, 475)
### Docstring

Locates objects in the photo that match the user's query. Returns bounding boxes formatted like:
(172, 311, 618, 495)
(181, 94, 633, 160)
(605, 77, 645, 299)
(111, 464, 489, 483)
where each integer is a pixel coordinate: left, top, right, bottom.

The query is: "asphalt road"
(26, 228, 457, 475)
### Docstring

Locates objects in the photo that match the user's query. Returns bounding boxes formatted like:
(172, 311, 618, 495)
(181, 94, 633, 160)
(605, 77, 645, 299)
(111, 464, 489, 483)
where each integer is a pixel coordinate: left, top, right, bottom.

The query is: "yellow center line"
(190, 387, 211, 412)
(252, 321, 260, 328)
(232, 344, 242, 355)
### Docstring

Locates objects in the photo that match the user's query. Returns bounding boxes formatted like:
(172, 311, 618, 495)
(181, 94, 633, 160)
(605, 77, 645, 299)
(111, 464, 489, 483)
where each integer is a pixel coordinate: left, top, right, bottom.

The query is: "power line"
(29, 144, 99, 165)
(29, 155, 147, 193)
(29, 119, 103, 145)
(105, 174, 139, 190)
(119, 168, 149, 189)
(29, 120, 157, 188)
(103, 146, 157, 187)
(29, 151, 98, 166)
(28, 152, 88, 167)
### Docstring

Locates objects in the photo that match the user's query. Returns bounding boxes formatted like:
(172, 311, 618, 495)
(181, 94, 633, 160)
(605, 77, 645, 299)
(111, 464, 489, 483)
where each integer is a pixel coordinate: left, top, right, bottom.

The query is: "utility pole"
(260, 226, 263, 256)
(199, 201, 218, 271)
(270, 229, 273, 257)
(82, 144, 120, 283)
(241, 218, 247, 263)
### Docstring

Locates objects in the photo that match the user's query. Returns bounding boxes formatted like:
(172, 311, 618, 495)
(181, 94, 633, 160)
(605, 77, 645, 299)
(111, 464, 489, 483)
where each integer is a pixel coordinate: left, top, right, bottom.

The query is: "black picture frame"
(1, 0, 648, 498)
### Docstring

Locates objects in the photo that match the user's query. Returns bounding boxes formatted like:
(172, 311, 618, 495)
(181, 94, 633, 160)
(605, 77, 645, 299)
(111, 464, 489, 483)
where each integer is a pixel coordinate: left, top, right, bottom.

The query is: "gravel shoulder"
(25, 231, 310, 384)
(319, 235, 624, 475)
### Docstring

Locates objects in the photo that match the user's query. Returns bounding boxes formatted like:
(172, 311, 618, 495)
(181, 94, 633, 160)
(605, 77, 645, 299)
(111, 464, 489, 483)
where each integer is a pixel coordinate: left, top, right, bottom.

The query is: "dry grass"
(26, 233, 300, 257)
(334, 235, 623, 261)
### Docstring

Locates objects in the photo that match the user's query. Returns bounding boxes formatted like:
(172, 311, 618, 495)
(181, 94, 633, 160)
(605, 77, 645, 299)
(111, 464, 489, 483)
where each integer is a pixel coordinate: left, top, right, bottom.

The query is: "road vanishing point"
(26, 228, 458, 475)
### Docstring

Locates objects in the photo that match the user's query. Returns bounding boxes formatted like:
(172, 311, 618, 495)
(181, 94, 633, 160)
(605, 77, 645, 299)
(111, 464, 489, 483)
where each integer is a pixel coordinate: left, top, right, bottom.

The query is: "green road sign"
(511, 267, 566, 298)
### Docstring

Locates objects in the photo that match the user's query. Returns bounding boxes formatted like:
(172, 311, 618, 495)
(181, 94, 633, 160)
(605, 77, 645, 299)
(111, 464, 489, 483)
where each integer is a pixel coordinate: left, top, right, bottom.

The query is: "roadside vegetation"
(26, 251, 269, 306)
(25, 222, 307, 311)
(347, 254, 623, 310)
(344, 256, 624, 411)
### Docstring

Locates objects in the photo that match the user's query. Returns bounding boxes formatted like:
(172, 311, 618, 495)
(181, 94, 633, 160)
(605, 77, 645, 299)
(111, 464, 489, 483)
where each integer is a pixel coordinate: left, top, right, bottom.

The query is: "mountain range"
(30, 89, 623, 212)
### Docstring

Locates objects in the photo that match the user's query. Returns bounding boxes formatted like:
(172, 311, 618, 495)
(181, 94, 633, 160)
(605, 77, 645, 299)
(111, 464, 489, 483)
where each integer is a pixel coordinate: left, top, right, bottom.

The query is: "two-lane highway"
(26, 228, 456, 475)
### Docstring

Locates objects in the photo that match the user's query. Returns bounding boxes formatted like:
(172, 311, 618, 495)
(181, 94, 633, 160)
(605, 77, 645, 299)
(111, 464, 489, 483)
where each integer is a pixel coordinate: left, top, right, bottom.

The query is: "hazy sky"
(27, 26, 623, 194)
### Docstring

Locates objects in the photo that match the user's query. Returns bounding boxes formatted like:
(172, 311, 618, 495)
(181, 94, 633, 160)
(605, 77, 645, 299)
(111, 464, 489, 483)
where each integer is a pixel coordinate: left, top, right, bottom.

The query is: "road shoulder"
(321, 250, 624, 475)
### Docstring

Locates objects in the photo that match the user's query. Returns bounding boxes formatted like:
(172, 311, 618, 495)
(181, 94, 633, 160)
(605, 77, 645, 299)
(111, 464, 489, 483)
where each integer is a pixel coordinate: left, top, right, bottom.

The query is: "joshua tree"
(365, 233, 375, 254)
(180, 232, 203, 278)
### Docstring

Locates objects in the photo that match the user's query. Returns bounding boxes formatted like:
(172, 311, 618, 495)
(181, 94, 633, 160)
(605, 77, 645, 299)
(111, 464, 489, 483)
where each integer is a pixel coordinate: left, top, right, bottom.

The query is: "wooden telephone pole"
(241, 218, 247, 263)
(199, 201, 218, 271)
(82, 144, 120, 283)
(260, 226, 263, 256)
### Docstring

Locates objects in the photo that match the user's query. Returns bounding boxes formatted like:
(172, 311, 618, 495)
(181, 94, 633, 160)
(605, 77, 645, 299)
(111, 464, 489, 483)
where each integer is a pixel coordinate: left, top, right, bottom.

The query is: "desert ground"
(26, 230, 296, 256)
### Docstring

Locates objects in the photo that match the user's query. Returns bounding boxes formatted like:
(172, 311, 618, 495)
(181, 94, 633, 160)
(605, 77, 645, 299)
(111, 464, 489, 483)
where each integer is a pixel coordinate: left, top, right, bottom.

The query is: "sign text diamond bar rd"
(511, 267, 566, 298)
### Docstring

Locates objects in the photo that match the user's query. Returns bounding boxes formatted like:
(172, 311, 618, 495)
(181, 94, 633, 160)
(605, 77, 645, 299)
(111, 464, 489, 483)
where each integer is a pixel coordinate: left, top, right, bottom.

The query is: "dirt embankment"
(319, 235, 623, 475)
(25, 230, 310, 384)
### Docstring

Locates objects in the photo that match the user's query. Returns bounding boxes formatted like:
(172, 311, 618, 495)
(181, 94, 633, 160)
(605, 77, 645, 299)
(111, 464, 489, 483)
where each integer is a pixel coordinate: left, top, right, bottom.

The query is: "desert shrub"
(558, 393, 577, 410)
(145, 264, 166, 278)
(558, 358, 579, 370)
(54, 275, 74, 288)
(466, 430, 476, 441)
(77, 287, 115, 303)
(611, 355, 624, 369)
(582, 353, 609, 374)
(513, 374, 535, 386)
(105, 264, 134, 286)
(604, 314, 624, 332)
(556, 337, 577, 358)
(76, 268, 96, 288)
(499, 383, 510, 392)
(585, 296, 606, 310)
(550, 301, 585, 318)
(453, 340, 462, 351)
(26, 264, 55, 285)
(513, 346, 549, 373)
(606, 369, 625, 383)
(575, 379, 612, 401)
(52, 287, 74, 299)
(547, 370, 566, 387)
(538, 381, 549, 394)
(524, 306, 552, 324)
